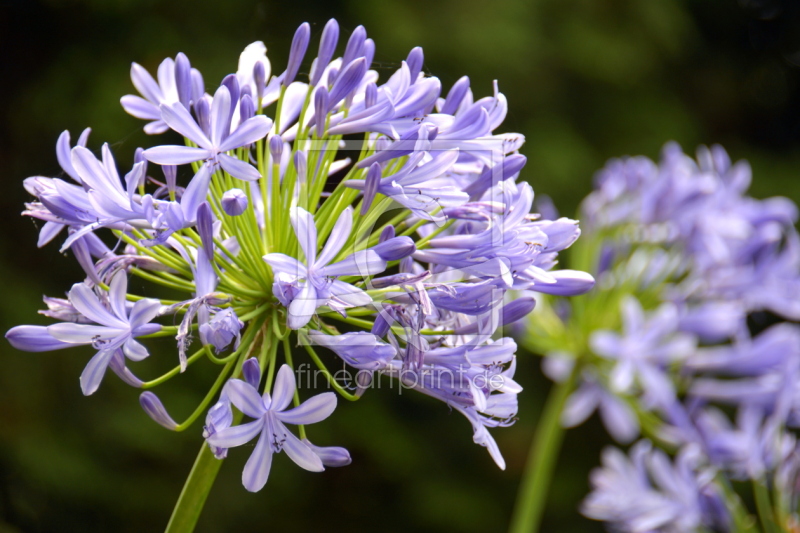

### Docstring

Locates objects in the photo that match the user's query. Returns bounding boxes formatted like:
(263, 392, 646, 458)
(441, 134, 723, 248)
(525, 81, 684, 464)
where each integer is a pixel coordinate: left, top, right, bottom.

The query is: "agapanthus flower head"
(522, 141, 800, 531)
(7, 19, 592, 494)
(582, 441, 727, 532)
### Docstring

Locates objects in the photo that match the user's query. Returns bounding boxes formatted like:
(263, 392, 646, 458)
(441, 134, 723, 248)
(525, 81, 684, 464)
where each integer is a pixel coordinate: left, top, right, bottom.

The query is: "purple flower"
(203, 358, 261, 459)
(143, 85, 271, 182)
(199, 308, 244, 354)
(206, 364, 339, 492)
(44, 272, 161, 395)
(222, 188, 249, 216)
(140, 391, 179, 430)
(590, 297, 695, 409)
(582, 441, 727, 532)
(562, 375, 640, 444)
(6, 325, 74, 352)
(307, 331, 397, 370)
(121, 55, 203, 134)
(263, 206, 387, 329)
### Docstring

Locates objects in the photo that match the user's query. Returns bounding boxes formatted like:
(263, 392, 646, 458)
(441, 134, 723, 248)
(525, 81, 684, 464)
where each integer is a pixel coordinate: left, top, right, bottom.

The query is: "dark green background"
(1, 1, 799, 531)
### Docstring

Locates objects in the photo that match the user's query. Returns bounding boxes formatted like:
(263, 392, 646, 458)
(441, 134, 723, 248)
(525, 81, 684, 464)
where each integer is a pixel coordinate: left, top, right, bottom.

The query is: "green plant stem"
(164, 411, 243, 533)
(508, 367, 578, 533)
(753, 480, 779, 533)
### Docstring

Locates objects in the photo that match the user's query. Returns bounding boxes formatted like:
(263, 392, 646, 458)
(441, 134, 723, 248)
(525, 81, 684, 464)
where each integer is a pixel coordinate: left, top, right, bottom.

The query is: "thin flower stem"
(716, 474, 758, 533)
(753, 480, 779, 533)
(282, 334, 307, 439)
(301, 342, 360, 401)
(174, 359, 236, 431)
(237, 303, 271, 322)
(129, 267, 194, 292)
(508, 364, 579, 533)
(264, 330, 279, 391)
(139, 326, 180, 338)
(165, 409, 243, 533)
(415, 218, 454, 248)
(141, 347, 206, 389)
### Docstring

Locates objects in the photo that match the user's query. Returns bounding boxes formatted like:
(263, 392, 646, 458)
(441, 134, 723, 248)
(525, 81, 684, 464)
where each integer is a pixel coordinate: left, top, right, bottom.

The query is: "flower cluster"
(528, 142, 800, 531)
(6, 20, 593, 493)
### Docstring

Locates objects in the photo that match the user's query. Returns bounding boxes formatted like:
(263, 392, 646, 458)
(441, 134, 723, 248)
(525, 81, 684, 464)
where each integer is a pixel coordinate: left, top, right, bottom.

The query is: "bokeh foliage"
(1, 1, 799, 531)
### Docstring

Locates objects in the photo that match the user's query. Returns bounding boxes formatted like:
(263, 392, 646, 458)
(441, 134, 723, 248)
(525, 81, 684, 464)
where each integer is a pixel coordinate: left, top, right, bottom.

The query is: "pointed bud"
(221, 74, 240, 132)
(140, 391, 179, 430)
(194, 97, 211, 136)
(133, 148, 148, 187)
(371, 313, 391, 337)
(362, 38, 375, 69)
(253, 61, 266, 102)
(379, 224, 395, 243)
(364, 82, 377, 109)
(5, 325, 73, 352)
(311, 18, 340, 85)
(284, 22, 311, 86)
(175, 52, 193, 108)
(360, 162, 382, 215)
(531, 270, 595, 296)
(371, 236, 416, 261)
(406, 47, 423, 84)
(502, 297, 536, 326)
(314, 86, 329, 137)
(163, 165, 177, 196)
(341, 25, 367, 71)
(294, 150, 307, 188)
(441, 75, 470, 115)
(242, 357, 261, 389)
(328, 57, 367, 110)
(303, 439, 352, 467)
(191, 69, 205, 106)
(269, 134, 283, 162)
(196, 202, 215, 259)
(239, 93, 255, 122)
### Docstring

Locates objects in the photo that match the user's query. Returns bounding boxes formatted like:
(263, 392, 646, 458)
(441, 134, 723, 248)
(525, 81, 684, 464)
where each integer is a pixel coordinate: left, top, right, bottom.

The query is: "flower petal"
(219, 115, 272, 152)
(48, 323, 123, 343)
(108, 271, 128, 321)
(80, 348, 115, 396)
(218, 153, 261, 182)
(289, 207, 317, 266)
(128, 298, 162, 330)
(271, 365, 296, 412)
(287, 283, 317, 330)
(180, 164, 212, 223)
(278, 422, 324, 472)
(276, 391, 336, 425)
(210, 85, 232, 147)
(120, 95, 160, 121)
(263, 253, 307, 277)
(226, 379, 267, 418)
(242, 427, 273, 492)
(143, 145, 210, 166)
(123, 338, 149, 361)
(207, 418, 264, 448)
(316, 206, 352, 267)
(5, 325, 74, 352)
(159, 102, 212, 148)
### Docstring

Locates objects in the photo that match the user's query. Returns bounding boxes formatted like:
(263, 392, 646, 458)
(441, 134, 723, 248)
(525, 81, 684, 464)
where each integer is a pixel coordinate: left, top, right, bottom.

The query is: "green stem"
(508, 368, 578, 533)
(164, 411, 243, 533)
(753, 480, 778, 533)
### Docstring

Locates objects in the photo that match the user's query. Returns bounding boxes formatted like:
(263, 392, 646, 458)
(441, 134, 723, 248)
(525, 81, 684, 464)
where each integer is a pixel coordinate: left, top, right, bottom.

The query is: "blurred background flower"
(1, 0, 799, 531)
